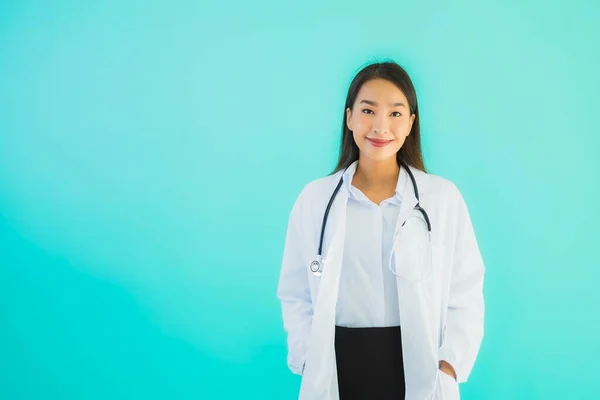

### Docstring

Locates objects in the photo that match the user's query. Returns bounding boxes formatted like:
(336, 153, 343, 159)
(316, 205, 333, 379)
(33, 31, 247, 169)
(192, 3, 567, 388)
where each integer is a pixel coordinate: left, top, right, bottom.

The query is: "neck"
(353, 156, 400, 189)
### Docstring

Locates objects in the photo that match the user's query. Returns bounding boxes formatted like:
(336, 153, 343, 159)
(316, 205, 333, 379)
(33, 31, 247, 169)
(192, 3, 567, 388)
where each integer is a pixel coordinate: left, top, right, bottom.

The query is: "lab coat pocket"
(437, 369, 460, 400)
(393, 215, 433, 282)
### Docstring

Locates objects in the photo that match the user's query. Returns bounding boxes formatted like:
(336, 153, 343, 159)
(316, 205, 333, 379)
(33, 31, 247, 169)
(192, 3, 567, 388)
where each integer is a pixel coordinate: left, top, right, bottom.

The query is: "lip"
(366, 138, 393, 147)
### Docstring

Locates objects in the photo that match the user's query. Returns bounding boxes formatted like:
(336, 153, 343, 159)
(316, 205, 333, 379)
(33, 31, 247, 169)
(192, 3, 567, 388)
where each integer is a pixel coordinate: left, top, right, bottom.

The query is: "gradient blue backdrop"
(1, 1, 599, 399)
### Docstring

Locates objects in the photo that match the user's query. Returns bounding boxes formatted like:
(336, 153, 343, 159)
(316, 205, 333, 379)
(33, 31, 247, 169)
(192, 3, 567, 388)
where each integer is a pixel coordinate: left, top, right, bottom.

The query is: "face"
(346, 78, 416, 163)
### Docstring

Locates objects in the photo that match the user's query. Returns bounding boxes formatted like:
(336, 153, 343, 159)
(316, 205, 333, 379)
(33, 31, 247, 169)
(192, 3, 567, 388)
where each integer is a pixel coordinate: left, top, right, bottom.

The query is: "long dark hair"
(332, 60, 426, 174)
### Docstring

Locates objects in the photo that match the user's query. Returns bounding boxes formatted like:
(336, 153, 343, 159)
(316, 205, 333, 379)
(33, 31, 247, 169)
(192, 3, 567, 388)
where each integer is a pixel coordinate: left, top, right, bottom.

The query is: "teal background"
(1, 1, 599, 399)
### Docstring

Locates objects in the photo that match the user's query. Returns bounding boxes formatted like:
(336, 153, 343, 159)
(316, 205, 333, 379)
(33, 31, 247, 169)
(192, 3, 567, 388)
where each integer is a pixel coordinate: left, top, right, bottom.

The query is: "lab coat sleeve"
(276, 190, 313, 376)
(438, 184, 485, 383)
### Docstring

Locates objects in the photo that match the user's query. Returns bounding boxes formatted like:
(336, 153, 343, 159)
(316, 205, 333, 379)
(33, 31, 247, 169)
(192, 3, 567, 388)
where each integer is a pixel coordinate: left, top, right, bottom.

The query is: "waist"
(334, 325, 402, 342)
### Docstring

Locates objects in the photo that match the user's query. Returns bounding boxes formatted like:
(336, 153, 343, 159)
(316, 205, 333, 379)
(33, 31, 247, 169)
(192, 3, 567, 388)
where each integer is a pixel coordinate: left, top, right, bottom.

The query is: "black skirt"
(334, 325, 406, 400)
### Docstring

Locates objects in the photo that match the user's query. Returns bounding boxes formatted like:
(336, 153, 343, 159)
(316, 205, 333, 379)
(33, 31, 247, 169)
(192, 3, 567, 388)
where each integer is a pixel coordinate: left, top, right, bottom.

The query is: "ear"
(346, 107, 352, 131)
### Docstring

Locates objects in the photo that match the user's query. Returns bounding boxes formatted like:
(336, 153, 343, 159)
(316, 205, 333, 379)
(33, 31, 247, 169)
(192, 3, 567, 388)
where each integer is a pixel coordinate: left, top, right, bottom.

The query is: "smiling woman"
(347, 79, 415, 162)
(277, 60, 485, 400)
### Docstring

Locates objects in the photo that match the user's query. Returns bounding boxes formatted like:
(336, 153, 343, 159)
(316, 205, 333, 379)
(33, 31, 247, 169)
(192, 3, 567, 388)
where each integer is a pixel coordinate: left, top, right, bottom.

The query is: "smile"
(366, 138, 393, 147)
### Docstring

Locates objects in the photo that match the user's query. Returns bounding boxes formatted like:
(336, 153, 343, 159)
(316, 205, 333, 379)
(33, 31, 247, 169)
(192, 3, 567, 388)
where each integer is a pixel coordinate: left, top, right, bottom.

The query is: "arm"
(438, 185, 485, 383)
(276, 193, 313, 375)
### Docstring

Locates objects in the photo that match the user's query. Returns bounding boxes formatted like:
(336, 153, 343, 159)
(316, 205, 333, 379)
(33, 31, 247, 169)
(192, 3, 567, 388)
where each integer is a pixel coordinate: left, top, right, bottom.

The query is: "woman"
(276, 61, 485, 400)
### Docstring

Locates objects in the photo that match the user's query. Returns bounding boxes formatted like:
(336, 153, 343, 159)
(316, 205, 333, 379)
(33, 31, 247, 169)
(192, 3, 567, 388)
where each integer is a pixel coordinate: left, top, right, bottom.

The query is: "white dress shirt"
(335, 161, 406, 328)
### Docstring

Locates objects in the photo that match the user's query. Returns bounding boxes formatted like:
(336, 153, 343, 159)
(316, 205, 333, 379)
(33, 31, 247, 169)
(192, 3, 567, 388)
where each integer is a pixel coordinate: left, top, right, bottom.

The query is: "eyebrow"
(359, 99, 406, 108)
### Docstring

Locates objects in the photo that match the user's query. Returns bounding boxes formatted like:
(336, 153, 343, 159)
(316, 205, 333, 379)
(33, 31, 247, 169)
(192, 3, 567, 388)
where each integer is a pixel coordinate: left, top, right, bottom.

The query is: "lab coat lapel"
(394, 167, 439, 399)
(299, 182, 348, 400)
(394, 167, 419, 235)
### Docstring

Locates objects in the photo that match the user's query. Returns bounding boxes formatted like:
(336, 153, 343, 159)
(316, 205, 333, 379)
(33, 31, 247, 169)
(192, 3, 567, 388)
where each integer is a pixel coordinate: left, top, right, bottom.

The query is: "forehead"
(356, 79, 407, 103)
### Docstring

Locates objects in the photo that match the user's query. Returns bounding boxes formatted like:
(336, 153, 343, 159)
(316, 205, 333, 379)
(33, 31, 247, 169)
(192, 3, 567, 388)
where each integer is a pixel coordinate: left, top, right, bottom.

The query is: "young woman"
(277, 61, 485, 400)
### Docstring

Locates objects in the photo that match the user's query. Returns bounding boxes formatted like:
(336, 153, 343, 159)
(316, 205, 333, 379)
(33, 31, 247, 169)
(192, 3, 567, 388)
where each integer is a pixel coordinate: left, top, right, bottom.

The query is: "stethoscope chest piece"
(309, 259, 323, 277)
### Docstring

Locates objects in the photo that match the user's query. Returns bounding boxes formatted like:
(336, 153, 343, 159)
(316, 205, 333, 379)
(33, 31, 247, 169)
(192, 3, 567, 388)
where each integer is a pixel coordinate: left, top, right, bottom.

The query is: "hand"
(439, 360, 457, 381)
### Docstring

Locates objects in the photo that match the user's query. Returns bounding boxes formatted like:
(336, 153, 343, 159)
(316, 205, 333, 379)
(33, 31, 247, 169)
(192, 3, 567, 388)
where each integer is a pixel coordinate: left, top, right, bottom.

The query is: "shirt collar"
(341, 160, 408, 201)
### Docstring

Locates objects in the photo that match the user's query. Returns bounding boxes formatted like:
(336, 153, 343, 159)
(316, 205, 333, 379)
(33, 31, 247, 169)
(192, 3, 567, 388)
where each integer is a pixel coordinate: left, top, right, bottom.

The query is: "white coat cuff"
(289, 362, 305, 376)
(438, 351, 462, 382)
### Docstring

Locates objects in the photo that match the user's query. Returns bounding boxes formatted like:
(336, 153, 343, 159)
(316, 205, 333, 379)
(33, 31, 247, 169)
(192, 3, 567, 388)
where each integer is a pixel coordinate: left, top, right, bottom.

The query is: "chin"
(363, 150, 398, 162)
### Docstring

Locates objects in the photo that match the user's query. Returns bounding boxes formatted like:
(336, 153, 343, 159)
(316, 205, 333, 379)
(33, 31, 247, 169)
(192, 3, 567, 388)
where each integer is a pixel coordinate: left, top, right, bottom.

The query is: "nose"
(372, 114, 389, 135)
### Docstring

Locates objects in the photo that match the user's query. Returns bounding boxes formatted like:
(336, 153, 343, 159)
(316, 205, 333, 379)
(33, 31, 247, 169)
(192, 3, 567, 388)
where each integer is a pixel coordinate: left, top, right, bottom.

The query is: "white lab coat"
(277, 165, 485, 400)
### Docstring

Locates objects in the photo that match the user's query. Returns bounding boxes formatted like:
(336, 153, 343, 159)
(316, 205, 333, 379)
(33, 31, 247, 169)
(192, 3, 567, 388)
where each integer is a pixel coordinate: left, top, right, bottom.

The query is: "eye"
(362, 109, 374, 114)
(391, 112, 402, 117)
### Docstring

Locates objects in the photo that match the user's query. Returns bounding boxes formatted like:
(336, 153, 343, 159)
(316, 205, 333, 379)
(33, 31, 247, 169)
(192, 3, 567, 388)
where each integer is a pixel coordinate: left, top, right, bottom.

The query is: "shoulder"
(411, 167, 465, 206)
(286, 170, 344, 222)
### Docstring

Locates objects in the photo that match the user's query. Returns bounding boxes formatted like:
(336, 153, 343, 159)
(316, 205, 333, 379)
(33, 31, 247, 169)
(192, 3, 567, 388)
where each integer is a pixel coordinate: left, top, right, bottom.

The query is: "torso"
(336, 181, 401, 328)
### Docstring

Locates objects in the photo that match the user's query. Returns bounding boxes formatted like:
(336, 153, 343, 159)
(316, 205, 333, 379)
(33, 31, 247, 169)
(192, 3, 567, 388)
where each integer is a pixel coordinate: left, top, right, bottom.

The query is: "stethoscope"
(309, 159, 431, 277)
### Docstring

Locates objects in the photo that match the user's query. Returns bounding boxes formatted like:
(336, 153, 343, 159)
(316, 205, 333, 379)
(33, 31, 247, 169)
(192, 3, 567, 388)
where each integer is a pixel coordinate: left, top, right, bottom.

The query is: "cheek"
(351, 114, 371, 132)
(393, 118, 410, 133)
(352, 130, 363, 147)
